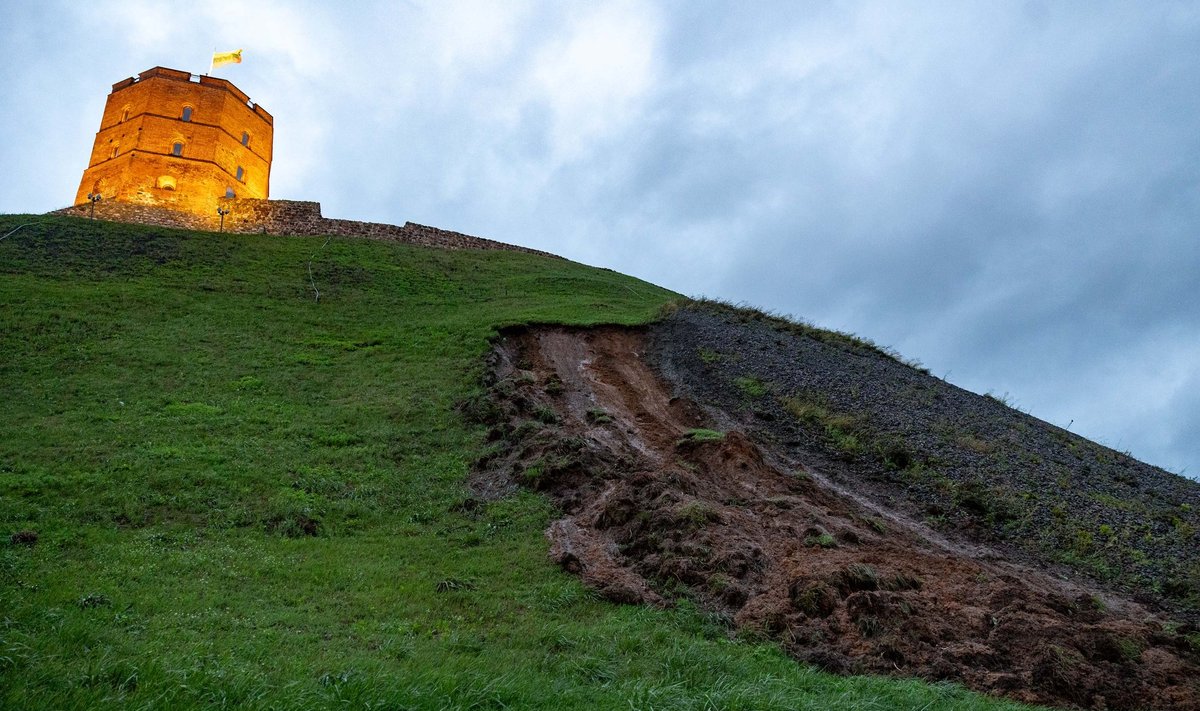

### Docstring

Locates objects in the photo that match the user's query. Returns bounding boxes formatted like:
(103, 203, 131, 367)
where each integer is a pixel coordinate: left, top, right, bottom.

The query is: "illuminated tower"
(75, 67, 273, 217)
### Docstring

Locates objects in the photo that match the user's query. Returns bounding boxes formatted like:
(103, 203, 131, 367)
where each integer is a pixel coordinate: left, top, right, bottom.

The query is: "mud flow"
(471, 326, 1200, 710)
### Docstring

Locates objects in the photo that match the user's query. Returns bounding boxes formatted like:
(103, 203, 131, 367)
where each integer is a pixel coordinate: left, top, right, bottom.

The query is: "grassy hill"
(0, 215, 1043, 710)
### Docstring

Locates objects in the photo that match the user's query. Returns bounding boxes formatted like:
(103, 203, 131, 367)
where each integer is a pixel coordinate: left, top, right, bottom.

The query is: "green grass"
(687, 297, 931, 373)
(734, 376, 768, 398)
(0, 215, 1041, 710)
(781, 394, 865, 456)
(679, 428, 727, 444)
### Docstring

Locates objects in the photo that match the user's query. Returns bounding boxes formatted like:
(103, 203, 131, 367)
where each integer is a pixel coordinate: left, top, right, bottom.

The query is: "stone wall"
(50, 198, 557, 258)
(55, 200, 217, 231)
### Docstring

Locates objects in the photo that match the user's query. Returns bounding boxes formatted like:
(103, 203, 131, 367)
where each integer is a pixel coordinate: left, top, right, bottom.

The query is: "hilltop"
(2, 215, 1197, 709)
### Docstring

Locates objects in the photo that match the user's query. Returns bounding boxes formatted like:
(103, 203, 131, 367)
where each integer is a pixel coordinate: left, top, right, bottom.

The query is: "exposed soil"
(646, 304, 1200, 617)
(472, 322, 1200, 711)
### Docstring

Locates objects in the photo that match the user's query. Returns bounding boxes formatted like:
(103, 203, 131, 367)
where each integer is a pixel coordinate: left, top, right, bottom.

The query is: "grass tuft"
(679, 428, 726, 444)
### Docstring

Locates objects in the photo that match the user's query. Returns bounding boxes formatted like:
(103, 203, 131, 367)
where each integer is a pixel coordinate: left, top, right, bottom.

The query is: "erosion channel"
(470, 311, 1200, 710)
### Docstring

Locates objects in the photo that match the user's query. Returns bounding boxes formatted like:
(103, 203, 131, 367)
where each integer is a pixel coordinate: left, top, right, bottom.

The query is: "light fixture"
(86, 192, 102, 219)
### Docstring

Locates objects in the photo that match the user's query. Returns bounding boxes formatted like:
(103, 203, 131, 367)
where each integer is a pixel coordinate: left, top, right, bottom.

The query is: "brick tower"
(75, 67, 273, 218)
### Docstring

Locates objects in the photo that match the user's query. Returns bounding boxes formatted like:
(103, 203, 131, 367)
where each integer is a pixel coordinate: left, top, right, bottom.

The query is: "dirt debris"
(471, 325, 1200, 711)
(646, 303, 1200, 618)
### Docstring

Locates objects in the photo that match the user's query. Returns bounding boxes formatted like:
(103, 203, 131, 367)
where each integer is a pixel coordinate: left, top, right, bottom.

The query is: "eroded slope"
(646, 304, 1200, 616)
(473, 323, 1200, 711)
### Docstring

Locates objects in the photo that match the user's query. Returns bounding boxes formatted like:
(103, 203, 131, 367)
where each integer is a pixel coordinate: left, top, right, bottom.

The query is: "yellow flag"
(212, 49, 243, 68)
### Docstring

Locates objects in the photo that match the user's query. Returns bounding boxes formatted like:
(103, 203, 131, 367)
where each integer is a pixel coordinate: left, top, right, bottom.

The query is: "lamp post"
(86, 192, 102, 219)
(217, 205, 231, 233)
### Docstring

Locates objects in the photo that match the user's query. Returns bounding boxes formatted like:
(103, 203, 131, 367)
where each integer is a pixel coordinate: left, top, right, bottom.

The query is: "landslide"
(647, 303, 1200, 617)
(471, 305, 1200, 711)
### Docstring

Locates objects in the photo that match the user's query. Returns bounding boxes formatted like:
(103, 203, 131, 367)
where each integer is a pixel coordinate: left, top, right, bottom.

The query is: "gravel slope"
(645, 302, 1200, 621)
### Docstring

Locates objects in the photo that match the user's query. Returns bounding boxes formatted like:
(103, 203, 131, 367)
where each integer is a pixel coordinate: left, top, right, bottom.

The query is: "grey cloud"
(1, 1, 1196, 476)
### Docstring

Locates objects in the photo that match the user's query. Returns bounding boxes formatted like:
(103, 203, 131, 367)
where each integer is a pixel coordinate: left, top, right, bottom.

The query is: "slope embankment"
(647, 304, 1200, 616)
(472, 310, 1200, 710)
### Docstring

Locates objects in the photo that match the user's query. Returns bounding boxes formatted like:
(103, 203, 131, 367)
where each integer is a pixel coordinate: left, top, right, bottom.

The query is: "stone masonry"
(76, 67, 273, 218)
(51, 199, 557, 258)
(65, 66, 554, 258)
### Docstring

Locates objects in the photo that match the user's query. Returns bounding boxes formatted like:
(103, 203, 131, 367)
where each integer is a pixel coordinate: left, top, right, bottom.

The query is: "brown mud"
(471, 326, 1200, 711)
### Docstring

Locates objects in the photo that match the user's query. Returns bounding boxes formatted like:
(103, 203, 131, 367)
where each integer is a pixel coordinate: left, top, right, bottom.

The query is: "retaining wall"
(51, 198, 556, 258)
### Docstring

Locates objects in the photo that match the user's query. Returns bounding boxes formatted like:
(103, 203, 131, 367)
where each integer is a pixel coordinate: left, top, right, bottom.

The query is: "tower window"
(236, 166, 245, 182)
(241, 131, 250, 146)
(181, 106, 193, 122)
(110, 144, 119, 158)
(172, 142, 183, 156)
(121, 106, 130, 122)
(226, 187, 236, 198)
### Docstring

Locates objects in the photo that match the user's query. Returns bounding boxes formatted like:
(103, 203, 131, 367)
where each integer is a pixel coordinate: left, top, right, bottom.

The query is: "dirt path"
(473, 326, 1200, 710)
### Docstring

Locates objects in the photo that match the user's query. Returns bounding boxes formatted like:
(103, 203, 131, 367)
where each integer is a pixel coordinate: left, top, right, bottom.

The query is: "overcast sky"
(2, 1, 1197, 478)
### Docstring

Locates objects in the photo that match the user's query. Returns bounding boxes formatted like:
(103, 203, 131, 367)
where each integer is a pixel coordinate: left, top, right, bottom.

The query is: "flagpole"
(207, 46, 215, 76)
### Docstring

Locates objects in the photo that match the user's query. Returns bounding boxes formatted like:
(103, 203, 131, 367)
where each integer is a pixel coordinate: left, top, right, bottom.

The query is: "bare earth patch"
(472, 325, 1200, 711)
